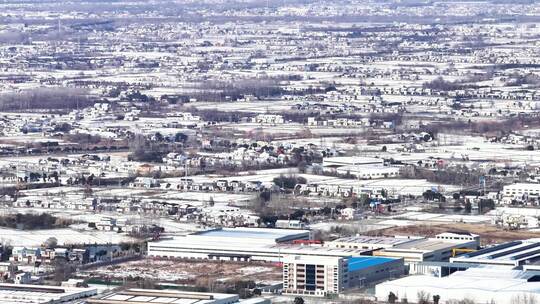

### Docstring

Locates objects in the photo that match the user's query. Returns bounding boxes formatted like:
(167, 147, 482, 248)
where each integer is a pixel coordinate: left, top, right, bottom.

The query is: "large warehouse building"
(88, 289, 270, 304)
(324, 235, 421, 251)
(503, 183, 540, 198)
(372, 232, 480, 263)
(147, 227, 367, 262)
(0, 283, 97, 303)
(375, 267, 540, 304)
(450, 238, 540, 267)
(408, 238, 540, 277)
(322, 156, 384, 167)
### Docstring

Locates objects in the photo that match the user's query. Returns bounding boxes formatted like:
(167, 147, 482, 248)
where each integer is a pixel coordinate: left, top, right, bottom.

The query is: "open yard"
(80, 258, 282, 285)
(367, 222, 540, 245)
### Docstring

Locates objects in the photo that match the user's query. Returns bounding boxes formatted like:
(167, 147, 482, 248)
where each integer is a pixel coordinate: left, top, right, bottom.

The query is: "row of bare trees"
(0, 87, 95, 111)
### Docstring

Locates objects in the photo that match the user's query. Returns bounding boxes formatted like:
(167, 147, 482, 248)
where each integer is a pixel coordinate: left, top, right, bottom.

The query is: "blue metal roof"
(348, 256, 397, 272)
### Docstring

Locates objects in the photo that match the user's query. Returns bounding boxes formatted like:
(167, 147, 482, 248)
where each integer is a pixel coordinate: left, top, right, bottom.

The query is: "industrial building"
(0, 283, 97, 304)
(322, 157, 384, 167)
(409, 261, 481, 277)
(275, 220, 307, 229)
(283, 255, 404, 297)
(325, 235, 422, 251)
(409, 238, 540, 277)
(450, 238, 540, 267)
(334, 165, 400, 180)
(321, 157, 399, 180)
(372, 232, 480, 263)
(375, 267, 540, 304)
(503, 183, 540, 198)
(87, 289, 270, 304)
(147, 227, 367, 262)
(148, 230, 480, 264)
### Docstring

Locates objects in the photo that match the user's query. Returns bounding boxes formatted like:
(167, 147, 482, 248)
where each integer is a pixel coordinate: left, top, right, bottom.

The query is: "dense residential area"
(0, 0, 540, 303)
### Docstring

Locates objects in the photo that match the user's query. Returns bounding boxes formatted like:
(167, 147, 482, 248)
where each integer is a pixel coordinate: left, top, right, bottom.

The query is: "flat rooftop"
(271, 243, 367, 256)
(451, 239, 540, 266)
(0, 283, 97, 304)
(194, 227, 309, 241)
(322, 156, 383, 166)
(377, 268, 540, 294)
(329, 236, 416, 246)
(387, 238, 468, 252)
(149, 238, 366, 258)
(88, 289, 239, 304)
(504, 183, 540, 190)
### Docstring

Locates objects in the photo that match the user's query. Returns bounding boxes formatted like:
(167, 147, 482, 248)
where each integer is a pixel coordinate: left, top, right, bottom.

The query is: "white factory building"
(335, 165, 400, 179)
(378, 238, 540, 303)
(88, 289, 270, 304)
(324, 235, 423, 251)
(251, 114, 284, 124)
(322, 156, 399, 180)
(147, 227, 368, 262)
(322, 157, 384, 167)
(375, 267, 540, 304)
(503, 183, 540, 198)
(0, 283, 97, 303)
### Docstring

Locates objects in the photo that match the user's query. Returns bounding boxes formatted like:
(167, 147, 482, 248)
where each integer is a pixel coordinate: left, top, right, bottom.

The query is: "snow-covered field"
(0, 227, 136, 247)
(391, 211, 493, 224)
(81, 259, 281, 283)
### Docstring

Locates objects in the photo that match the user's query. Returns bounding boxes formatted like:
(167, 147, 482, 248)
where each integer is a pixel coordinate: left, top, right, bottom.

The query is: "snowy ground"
(391, 211, 493, 224)
(81, 258, 282, 284)
(310, 220, 394, 233)
(0, 227, 136, 247)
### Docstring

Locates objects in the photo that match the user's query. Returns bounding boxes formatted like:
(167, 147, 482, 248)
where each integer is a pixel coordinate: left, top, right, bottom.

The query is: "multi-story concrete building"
(282, 255, 404, 297)
(283, 255, 348, 296)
